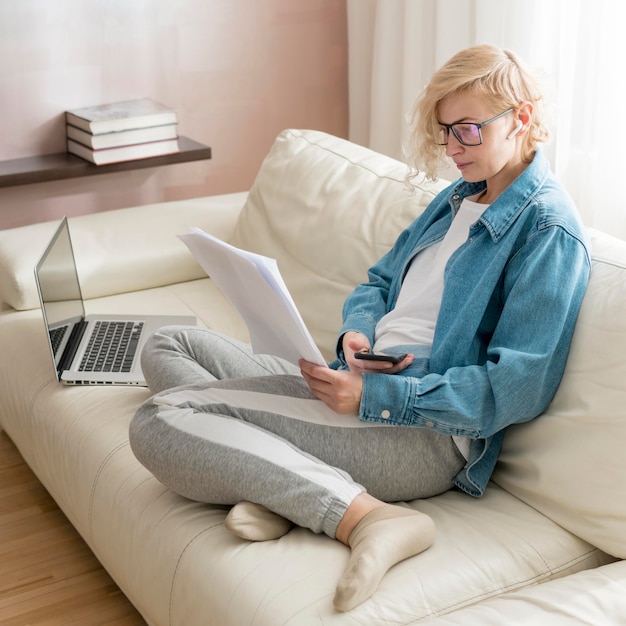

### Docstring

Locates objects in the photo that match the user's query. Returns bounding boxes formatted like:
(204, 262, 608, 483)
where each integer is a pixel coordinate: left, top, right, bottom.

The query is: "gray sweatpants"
(129, 326, 466, 538)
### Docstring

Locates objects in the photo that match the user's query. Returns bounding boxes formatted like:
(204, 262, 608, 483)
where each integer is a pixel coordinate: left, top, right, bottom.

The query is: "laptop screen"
(34, 218, 85, 370)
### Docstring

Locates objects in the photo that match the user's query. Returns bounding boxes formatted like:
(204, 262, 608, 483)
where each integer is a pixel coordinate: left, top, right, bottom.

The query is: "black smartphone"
(354, 352, 407, 364)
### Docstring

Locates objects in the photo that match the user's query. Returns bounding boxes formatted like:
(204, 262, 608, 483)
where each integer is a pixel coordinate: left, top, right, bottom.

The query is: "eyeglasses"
(436, 108, 514, 146)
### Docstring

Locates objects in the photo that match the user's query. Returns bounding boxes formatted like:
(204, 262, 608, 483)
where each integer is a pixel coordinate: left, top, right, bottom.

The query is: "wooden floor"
(0, 430, 146, 625)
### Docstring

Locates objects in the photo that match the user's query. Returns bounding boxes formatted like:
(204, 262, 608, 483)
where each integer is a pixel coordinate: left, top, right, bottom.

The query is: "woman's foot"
(333, 503, 436, 611)
(224, 501, 293, 541)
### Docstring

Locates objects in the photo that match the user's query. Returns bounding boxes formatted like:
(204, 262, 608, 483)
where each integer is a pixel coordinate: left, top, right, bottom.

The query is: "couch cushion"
(230, 128, 448, 361)
(0, 193, 247, 311)
(418, 560, 626, 626)
(493, 227, 626, 559)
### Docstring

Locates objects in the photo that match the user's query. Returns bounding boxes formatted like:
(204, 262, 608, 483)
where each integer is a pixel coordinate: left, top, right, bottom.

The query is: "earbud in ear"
(507, 120, 523, 140)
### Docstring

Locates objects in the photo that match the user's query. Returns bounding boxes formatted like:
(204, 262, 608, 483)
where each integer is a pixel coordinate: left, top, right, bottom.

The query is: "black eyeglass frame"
(436, 108, 514, 146)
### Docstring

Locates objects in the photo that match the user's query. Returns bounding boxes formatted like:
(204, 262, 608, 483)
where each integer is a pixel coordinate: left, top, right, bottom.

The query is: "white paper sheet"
(179, 227, 327, 366)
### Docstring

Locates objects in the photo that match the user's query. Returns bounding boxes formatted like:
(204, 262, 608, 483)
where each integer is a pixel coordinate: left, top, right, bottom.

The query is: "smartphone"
(354, 352, 408, 364)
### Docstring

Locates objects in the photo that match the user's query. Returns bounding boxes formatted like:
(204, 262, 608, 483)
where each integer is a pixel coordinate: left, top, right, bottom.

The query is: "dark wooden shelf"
(0, 136, 212, 188)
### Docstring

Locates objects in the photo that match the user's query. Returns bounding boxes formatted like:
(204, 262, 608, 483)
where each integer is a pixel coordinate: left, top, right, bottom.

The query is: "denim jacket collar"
(450, 150, 550, 243)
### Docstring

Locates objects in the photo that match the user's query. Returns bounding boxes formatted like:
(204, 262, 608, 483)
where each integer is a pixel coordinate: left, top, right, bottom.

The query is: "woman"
(130, 44, 590, 612)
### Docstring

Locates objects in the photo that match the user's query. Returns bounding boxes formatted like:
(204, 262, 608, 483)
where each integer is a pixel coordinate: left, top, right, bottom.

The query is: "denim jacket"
(331, 150, 591, 497)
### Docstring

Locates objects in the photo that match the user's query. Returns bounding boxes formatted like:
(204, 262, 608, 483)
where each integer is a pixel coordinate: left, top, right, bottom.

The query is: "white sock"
(333, 504, 436, 611)
(224, 501, 293, 541)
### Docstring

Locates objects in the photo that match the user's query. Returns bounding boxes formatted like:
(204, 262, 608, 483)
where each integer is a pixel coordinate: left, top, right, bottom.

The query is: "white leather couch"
(1, 129, 625, 625)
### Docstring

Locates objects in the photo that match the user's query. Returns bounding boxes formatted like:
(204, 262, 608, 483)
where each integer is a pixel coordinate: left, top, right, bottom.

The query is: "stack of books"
(65, 98, 180, 165)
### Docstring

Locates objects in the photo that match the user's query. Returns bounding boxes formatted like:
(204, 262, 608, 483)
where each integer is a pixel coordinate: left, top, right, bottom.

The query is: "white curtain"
(347, 0, 626, 239)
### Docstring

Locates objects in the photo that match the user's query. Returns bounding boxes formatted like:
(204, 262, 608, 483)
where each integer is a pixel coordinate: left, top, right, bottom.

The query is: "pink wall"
(0, 0, 348, 230)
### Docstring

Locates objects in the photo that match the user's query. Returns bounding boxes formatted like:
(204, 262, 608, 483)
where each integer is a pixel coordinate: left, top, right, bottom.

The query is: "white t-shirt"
(373, 196, 486, 461)
(374, 197, 486, 352)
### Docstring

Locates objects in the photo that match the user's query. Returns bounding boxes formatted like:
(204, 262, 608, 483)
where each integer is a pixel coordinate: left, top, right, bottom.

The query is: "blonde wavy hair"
(405, 44, 550, 181)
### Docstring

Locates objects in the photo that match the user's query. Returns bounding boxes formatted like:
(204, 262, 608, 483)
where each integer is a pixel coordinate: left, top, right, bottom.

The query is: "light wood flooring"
(0, 429, 146, 625)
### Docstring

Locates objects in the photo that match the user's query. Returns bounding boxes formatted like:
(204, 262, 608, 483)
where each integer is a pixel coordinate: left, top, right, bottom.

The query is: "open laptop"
(35, 217, 196, 385)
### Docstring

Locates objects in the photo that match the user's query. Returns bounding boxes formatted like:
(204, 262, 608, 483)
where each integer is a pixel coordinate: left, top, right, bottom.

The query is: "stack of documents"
(179, 228, 327, 367)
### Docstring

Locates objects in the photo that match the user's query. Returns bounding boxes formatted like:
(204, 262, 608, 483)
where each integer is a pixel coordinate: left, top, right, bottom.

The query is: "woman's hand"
(342, 331, 414, 374)
(299, 360, 363, 414)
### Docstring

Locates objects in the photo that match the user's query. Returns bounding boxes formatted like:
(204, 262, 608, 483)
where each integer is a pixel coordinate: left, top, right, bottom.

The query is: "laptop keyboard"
(49, 325, 68, 356)
(79, 320, 144, 373)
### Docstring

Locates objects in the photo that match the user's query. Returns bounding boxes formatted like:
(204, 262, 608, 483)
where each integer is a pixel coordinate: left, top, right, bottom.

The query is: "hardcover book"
(67, 137, 180, 165)
(66, 123, 178, 150)
(65, 98, 178, 135)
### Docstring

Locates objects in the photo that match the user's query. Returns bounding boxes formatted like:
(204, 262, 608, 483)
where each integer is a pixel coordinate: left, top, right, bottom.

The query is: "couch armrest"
(0, 192, 247, 311)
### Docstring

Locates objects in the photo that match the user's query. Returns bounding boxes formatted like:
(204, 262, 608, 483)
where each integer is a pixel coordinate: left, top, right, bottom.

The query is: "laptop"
(35, 217, 196, 386)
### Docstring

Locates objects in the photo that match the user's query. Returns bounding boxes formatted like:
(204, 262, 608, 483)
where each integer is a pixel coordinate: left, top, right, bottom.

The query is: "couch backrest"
(231, 128, 448, 360)
(232, 128, 626, 560)
(493, 226, 626, 559)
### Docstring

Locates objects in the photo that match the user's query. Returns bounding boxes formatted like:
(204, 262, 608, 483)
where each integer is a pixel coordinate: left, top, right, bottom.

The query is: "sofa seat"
(1, 129, 625, 625)
(0, 287, 614, 624)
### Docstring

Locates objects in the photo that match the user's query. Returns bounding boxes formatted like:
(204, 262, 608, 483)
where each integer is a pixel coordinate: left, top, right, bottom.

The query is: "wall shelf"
(0, 136, 212, 188)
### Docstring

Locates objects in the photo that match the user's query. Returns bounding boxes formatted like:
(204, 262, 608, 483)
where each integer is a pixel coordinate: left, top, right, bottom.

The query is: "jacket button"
(381, 410, 391, 419)
(425, 421, 434, 428)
